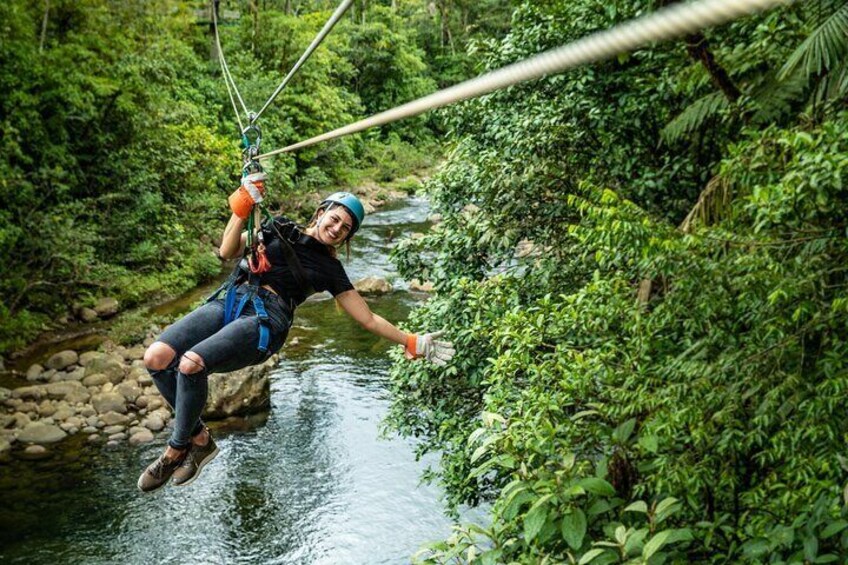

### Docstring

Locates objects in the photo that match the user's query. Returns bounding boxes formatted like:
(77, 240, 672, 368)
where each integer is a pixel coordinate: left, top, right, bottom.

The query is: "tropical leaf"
(779, 1, 848, 80)
(661, 92, 731, 144)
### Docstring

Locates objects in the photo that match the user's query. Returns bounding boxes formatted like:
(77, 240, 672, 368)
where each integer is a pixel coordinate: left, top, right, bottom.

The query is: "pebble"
(108, 432, 127, 442)
(82, 426, 97, 434)
(103, 425, 126, 435)
(88, 434, 101, 443)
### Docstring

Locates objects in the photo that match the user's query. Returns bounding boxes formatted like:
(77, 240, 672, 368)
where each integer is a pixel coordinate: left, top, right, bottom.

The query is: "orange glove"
(229, 172, 267, 219)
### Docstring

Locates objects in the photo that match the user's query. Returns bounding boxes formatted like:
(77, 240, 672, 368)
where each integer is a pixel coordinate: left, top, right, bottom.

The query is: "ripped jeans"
(150, 286, 291, 449)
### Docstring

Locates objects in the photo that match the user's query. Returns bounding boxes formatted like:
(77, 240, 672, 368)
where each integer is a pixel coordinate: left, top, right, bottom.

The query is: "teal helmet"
(321, 191, 365, 238)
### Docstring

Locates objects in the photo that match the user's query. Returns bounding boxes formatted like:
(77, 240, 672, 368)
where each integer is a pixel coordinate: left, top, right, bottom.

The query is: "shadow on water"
(0, 197, 488, 564)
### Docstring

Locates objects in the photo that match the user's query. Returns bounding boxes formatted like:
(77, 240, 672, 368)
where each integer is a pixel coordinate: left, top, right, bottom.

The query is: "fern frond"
(779, 1, 848, 80)
(661, 92, 731, 145)
(749, 69, 810, 124)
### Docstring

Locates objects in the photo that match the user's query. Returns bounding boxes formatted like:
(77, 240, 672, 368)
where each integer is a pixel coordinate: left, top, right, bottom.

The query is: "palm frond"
(779, 1, 848, 80)
(661, 92, 730, 145)
(680, 175, 731, 234)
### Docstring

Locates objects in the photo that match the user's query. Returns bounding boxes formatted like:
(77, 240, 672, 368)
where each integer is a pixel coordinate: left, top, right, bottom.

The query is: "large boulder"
(94, 297, 119, 318)
(45, 381, 90, 404)
(84, 356, 125, 384)
(203, 359, 273, 419)
(353, 276, 393, 295)
(91, 392, 127, 415)
(17, 422, 67, 444)
(45, 350, 79, 371)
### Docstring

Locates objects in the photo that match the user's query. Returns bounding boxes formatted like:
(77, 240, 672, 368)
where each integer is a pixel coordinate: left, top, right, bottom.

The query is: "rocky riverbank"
(0, 332, 277, 462)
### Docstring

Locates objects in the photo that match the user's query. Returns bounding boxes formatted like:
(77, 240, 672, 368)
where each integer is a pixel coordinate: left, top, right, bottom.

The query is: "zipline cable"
(252, 0, 355, 123)
(211, 0, 249, 131)
(256, 0, 793, 161)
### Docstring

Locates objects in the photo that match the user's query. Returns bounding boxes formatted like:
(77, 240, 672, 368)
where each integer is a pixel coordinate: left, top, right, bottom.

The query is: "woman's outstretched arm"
(335, 289, 456, 366)
(335, 289, 408, 345)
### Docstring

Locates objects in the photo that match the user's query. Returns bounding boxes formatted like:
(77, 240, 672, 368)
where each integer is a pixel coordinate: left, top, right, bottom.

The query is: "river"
(0, 197, 486, 564)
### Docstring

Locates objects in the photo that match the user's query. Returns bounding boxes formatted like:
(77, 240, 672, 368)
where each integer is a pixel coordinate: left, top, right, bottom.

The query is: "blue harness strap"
(220, 281, 271, 353)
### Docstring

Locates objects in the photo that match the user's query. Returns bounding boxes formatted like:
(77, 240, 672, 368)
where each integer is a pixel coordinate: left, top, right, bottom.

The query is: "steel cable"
(256, 0, 793, 161)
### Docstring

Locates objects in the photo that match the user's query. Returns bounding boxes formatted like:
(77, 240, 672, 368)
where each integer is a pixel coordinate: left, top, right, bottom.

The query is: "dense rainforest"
(3, 0, 848, 563)
(0, 0, 511, 353)
(388, 0, 848, 563)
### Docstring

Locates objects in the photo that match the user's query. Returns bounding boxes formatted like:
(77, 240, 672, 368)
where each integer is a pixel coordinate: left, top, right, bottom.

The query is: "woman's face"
(314, 206, 354, 246)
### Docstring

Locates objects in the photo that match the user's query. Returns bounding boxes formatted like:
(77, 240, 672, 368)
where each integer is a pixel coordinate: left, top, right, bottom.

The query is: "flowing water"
(0, 197, 486, 564)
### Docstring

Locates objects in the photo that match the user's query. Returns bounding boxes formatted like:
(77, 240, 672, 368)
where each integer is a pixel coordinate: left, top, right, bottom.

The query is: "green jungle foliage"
(388, 0, 848, 563)
(0, 0, 509, 354)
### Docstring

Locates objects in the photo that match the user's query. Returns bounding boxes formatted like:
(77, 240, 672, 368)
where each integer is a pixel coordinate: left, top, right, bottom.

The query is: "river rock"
(85, 357, 125, 383)
(126, 345, 146, 361)
(409, 279, 435, 292)
(102, 382, 114, 393)
(115, 381, 142, 402)
(79, 406, 96, 418)
(94, 297, 119, 318)
(79, 351, 107, 367)
(142, 414, 165, 432)
(101, 411, 129, 426)
(82, 373, 109, 387)
(21, 445, 51, 460)
(135, 395, 149, 409)
(128, 366, 149, 382)
(353, 276, 393, 295)
(129, 429, 154, 446)
(26, 364, 45, 382)
(103, 424, 126, 435)
(204, 360, 272, 419)
(53, 406, 75, 421)
(108, 432, 127, 442)
(12, 413, 31, 429)
(45, 350, 79, 371)
(91, 392, 127, 415)
(37, 400, 56, 417)
(46, 381, 89, 403)
(17, 422, 66, 444)
(78, 307, 98, 323)
(147, 398, 164, 411)
(13, 385, 45, 401)
(0, 387, 10, 402)
(62, 367, 86, 382)
(63, 416, 84, 429)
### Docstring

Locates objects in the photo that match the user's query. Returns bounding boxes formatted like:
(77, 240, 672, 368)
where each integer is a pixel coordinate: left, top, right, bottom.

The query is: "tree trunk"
(685, 33, 740, 102)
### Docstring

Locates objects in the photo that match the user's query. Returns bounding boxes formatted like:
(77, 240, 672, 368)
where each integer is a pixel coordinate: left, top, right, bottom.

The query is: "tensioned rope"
(252, 0, 355, 123)
(257, 0, 792, 161)
(212, 0, 249, 132)
(211, 0, 354, 133)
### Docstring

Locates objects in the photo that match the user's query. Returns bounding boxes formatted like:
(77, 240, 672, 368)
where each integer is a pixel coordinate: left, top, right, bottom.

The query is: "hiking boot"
(172, 432, 219, 487)
(137, 451, 187, 493)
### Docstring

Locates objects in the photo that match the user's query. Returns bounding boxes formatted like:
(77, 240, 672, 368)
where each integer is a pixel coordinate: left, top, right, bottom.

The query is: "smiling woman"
(136, 180, 456, 493)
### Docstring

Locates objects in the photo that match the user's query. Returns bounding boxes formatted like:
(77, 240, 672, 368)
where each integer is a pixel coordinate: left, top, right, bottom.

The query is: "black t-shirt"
(256, 216, 354, 306)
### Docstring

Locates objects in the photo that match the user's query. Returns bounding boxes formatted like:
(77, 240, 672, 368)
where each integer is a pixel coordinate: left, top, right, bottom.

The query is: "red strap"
(249, 244, 272, 274)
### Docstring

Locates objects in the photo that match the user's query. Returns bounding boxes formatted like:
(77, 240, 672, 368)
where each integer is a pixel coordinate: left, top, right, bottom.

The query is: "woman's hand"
(405, 331, 455, 366)
(228, 172, 267, 219)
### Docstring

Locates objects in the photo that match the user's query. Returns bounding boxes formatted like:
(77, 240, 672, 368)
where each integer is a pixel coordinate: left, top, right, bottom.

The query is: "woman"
(138, 175, 454, 492)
